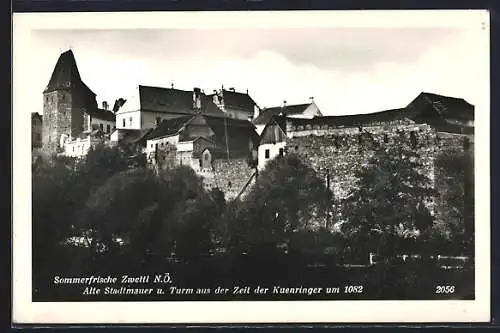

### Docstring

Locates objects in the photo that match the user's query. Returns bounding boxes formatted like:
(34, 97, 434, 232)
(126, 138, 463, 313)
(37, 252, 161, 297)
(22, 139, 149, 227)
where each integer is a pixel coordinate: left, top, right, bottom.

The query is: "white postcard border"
(12, 10, 491, 324)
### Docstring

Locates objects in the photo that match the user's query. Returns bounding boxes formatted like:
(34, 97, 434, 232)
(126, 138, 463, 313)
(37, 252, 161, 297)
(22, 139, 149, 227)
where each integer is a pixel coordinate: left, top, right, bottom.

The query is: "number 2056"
(435, 285, 455, 294)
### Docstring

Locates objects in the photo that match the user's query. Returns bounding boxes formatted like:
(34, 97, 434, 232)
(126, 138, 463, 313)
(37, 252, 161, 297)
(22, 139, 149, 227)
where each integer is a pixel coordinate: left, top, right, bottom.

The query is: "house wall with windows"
(258, 141, 287, 170)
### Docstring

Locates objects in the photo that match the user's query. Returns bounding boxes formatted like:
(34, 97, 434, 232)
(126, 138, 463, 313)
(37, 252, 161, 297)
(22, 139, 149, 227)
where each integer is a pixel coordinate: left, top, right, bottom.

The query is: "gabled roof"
(85, 108, 116, 122)
(43, 50, 96, 96)
(115, 128, 153, 145)
(203, 115, 260, 145)
(135, 85, 226, 117)
(408, 92, 474, 121)
(253, 103, 312, 125)
(217, 89, 258, 111)
(281, 108, 408, 128)
(146, 115, 195, 140)
(259, 117, 288, 145)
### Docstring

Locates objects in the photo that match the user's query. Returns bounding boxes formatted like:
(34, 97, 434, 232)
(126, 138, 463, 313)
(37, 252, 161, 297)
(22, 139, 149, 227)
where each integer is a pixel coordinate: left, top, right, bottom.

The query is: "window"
(279, 148, 284, 157)
(156, 117, 161, 126)
(265, 149, 270, 159)
(99, 124, 104, 132)
(122, 119, 126, 127)
(106, 124, 110, 133)
(129, 117, 133, 126)
(36, 133, 41, 141)
(410, 131, 417, 149)
(204, 153, 209, 161)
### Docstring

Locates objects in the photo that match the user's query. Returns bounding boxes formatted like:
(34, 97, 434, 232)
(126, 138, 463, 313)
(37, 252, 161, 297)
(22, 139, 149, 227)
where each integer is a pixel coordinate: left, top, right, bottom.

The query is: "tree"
(76, 144, 131, 190)
(231, 153, 332, 254)
(342, 144, 437, 256)
(77, 167, 160, 259)
(433, 149, 474, 254)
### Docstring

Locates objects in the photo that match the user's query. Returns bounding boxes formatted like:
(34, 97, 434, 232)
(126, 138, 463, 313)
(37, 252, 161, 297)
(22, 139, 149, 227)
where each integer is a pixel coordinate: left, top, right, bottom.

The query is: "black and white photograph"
(13, 10, 490, 323)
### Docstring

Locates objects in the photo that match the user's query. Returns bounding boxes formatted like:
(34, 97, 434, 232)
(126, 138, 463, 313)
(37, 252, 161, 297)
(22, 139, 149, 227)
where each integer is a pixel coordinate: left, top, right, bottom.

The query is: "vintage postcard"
(12, 10, 490, 324)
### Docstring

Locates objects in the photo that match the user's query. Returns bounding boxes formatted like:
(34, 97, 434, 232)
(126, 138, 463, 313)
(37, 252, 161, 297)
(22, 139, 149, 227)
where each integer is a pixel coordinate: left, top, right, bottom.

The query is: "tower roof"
(43, 49, 96, 95)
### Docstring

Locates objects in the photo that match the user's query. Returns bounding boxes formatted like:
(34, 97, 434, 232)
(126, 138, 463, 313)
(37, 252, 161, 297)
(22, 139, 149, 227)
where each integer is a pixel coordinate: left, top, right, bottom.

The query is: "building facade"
(252, 100, 323, 135)
(210, 87, 260, 121)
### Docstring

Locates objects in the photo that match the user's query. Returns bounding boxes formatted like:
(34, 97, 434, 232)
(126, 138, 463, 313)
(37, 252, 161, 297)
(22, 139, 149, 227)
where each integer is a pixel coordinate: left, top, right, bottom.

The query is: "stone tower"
(42, 50, 97, 152)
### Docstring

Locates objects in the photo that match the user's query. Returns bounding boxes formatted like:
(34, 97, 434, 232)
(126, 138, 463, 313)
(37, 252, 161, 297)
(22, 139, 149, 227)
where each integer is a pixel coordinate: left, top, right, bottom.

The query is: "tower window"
(122, 119, 126, 127)
(265, 149, 270, 159)
(129, 117, 133, 126)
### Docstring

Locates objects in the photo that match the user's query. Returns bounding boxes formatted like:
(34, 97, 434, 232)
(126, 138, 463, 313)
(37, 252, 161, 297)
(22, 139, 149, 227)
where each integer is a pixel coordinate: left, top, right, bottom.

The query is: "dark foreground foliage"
(32, 145, 474, 301)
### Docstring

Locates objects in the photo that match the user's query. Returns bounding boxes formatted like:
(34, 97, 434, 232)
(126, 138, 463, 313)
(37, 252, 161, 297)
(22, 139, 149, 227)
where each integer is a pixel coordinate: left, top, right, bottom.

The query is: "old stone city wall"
(285, 121, 473, 232)
(149, 122, 473, 233)
(150, 144, 257, 201)
(201, 158, 256, 201)
(287, 121, 437, 199)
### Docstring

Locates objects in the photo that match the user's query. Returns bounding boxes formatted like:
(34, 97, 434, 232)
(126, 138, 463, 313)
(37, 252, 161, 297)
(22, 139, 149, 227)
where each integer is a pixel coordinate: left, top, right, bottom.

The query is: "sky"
(24, 26, 486, 116)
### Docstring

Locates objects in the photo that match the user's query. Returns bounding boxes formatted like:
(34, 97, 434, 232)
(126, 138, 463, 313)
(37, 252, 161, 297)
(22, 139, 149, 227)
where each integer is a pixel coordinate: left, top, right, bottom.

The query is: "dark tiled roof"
(43, 50, 96, 96)
(138, 85, 226, 117)
(146, 115, 195, 140)
(220, 89, 258, 111)
(204, 115, 260, 144)
(409, 92, 474, 121)
(253, 103, 312, 125)
(116, 128, 153, 145)
(86, 108, 116, 122)
(283, 108, 408, 128)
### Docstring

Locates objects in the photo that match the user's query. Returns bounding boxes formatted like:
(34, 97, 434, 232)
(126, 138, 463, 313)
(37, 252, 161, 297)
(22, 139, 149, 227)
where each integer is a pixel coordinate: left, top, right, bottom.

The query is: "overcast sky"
(25, 26, 485, 116)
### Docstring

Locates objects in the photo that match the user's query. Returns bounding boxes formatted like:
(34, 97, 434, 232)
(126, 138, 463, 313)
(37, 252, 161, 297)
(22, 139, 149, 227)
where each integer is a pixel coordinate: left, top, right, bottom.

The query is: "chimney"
(309, 96, 314, 103)
(246, 89, 249, 94)
(102, 101, 109, 110)
(171, 82, 175, 88)
(283, 100, 287, 108)
(193, 87, 202, 111)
